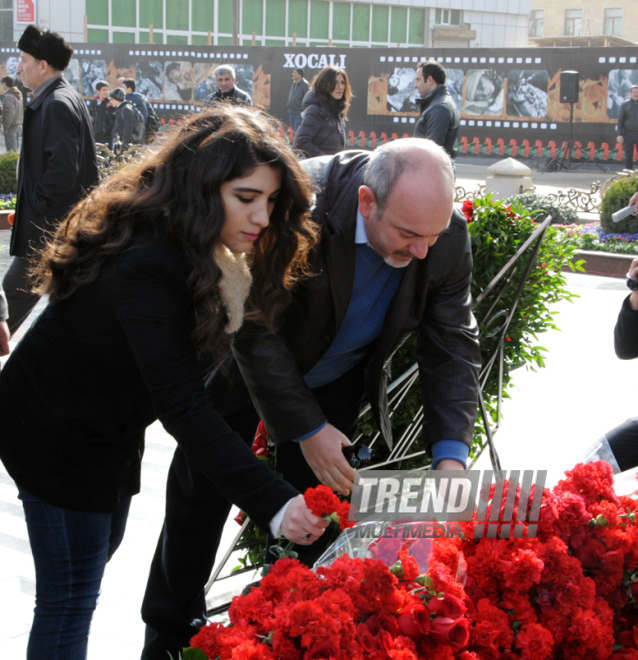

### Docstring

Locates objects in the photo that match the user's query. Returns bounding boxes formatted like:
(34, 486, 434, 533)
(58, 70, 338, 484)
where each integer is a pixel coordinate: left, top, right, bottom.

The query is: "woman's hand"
(279, 494, 329, 545)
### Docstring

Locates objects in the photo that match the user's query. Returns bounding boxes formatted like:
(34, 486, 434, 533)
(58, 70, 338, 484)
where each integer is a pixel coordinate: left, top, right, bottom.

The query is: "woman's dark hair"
(310, 66, 352, 119)
(33, 106, 319, 354)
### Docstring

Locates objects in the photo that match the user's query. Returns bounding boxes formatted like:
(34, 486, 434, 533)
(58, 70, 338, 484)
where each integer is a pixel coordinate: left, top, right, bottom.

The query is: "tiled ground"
(0, 163, 635, 658)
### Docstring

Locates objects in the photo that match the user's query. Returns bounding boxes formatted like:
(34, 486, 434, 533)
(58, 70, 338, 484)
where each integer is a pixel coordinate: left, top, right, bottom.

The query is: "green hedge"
(507, 191, 579, 226)
(0, 151, 19, 194)
(600, 176, 638, 234)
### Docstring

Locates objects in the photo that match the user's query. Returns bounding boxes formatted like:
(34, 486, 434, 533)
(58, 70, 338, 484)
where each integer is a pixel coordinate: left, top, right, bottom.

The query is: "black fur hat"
(18, 25, 73, 71)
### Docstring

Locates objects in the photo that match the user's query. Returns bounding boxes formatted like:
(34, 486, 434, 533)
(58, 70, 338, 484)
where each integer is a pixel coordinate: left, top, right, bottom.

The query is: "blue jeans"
(18, 487, 131, 660)
(289, 112, 302, 133)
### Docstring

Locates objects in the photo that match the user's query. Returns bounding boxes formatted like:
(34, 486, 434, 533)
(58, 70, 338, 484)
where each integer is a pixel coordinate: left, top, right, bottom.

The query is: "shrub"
(507, 191, 579, 225)
(599, 176, 638, 234)
(0, 151, 19, 194)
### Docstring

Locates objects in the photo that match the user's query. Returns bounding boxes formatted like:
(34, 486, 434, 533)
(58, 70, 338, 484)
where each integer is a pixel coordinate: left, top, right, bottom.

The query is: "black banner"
(2, 43, 637, 161)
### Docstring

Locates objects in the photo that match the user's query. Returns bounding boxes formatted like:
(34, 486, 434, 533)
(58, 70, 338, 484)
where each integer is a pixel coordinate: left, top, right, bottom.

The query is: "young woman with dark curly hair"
(0, 105, 327, 660)
(293, 66, 352, 157)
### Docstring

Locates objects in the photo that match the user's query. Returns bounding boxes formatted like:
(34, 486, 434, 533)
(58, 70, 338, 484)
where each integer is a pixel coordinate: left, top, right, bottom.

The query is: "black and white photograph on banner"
(193, 63, 217, 103)
(135, 61, 163, 100)
(5, 56, 18, 78)
(386, 67, 419, 113)
(608, 69, 638, 119)
(446, 68, 464, 113)
(164, 61, 194, 101)
(464, 69, 505, 116)
(63, 59, 80, 93)
(233, 64, 254, 98)
(506, 70, 548, 118)
(80, 59, 107, 97)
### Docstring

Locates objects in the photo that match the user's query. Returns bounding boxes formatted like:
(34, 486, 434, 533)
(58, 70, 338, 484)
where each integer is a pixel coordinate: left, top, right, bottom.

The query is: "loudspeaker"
(560, 71, 580, 104)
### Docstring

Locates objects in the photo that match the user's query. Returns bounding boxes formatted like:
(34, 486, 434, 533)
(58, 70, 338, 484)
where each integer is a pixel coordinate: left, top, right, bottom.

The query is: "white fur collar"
(213, 243, 252, 334)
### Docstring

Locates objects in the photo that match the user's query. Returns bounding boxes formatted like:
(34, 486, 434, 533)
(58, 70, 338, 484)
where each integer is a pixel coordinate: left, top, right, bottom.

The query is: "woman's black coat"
(0, 228, 297, 527)
(293, 90, 346, 157)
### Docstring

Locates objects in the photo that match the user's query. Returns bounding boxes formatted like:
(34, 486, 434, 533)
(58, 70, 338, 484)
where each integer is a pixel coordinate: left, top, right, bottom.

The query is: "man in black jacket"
(91, 80, 114, 145)
(109, 87, 144, 147)
(140, 138, 481, 660)
(287, 67, 309, 133)
(413, 60, 459, 161)
(203, 65, 252, 107)
(2, 25, 98, 334)
(617, 85, 638, 171)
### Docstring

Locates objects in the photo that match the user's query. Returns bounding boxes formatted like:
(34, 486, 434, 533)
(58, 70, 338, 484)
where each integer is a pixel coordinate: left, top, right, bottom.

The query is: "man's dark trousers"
(2, 256, 41, 334)
(624, 132, 638, 170)
(140, 362, 365, 660)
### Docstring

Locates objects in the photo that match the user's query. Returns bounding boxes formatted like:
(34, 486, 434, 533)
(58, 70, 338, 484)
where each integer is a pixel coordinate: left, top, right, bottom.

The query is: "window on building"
(604, 8, 622, 36)
(140, 0, 163, 29)
(371, 4, 389, 42)
(352, 4, 370, 41)
(310, 0, 329, 39)
(87, 0, 108, 25)
(167, 0, 189, 31)
(288, 0, 308, 39)
(564, 9, 582, 36)
(528, 9, 544, 37)
(266, 0, 286, 38)
(435, 9, 461, 26)
(0, 0, 11, 42)
(332, 2, 351, 41)
(390, 6, 407, 45)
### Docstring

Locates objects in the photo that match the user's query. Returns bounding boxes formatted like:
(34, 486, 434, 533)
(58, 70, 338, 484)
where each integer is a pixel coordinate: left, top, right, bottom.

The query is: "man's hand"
(630, 192, 638, 209)
(279, 494, 329, 545)
(436, 459, 465, 471)
(617, 135, 624, 145)
(299, 423, 355, 496)
(0, 321, 10, 356)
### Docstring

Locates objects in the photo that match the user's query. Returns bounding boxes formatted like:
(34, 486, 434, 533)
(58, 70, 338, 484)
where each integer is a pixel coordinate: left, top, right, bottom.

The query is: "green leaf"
(181, 649, 210, 660)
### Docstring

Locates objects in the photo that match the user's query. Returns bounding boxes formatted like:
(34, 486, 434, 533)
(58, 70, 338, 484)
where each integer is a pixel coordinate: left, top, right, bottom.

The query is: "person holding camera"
(606, 193, 638, 471)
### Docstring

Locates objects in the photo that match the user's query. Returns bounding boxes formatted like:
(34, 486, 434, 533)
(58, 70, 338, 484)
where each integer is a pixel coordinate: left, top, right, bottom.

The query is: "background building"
(529, 0, 638, 46)
(9, 0, 531, 49)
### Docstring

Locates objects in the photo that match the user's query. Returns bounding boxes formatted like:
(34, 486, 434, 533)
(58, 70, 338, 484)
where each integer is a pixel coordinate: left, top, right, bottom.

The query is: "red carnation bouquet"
(187, 461, 638, 659)
(304, 484, 355, 533)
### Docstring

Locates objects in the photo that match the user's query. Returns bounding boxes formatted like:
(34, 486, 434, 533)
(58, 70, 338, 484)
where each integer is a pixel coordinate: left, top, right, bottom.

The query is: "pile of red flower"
(189, 462, 638, 659)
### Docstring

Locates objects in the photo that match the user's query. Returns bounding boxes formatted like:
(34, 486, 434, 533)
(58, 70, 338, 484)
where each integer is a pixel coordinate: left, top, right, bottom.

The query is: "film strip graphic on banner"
(1, 43, 636, 160)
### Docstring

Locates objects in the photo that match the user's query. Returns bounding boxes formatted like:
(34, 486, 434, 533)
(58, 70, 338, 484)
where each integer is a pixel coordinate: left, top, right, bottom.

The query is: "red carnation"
(304, 485, 340, 517)
(335, 500, 354, 531)
(515, 623, 554, 660)
(189, 621, 224, 659)
(396, 601, 431, 639)
(430, 616, 471, 652)
(398, 546, 420, 581)
(303, 640, 341, 659)
(572, 537, 606, 569)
